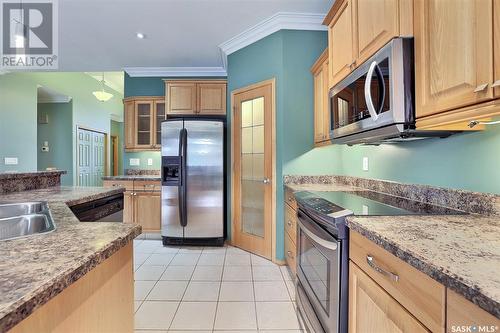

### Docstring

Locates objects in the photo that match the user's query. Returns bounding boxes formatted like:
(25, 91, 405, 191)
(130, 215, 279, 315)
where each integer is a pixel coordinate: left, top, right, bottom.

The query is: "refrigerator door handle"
(179, 128, 188, 227)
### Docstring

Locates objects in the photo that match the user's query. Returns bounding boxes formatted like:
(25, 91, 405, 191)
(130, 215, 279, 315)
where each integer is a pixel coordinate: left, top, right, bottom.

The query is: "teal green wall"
(37, 102, 73, 185)
(124, 73, 164, 97)
(111, 120, 124, 175)
(286, 126, 500, 195)
(227, 30, 328, 260)
(124, 151, 161, 171)
(0, 72, 123, 182)
(0, 75, 38, 172)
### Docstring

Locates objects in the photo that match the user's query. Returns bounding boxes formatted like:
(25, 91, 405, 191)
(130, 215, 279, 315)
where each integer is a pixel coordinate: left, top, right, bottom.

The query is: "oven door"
(296, 209, 341, 333)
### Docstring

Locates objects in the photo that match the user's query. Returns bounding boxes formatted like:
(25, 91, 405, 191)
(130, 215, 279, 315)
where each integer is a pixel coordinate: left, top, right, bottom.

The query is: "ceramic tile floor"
(133, 239, 303, 333)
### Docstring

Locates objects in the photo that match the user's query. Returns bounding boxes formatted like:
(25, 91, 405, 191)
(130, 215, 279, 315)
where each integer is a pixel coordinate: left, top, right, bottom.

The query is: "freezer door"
(184, 120, 224, 238)
(161, 120, 184, 238)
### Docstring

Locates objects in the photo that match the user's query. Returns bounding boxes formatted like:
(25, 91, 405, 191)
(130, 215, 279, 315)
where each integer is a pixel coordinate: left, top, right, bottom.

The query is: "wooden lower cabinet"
(447, 289, 500, 333)
(284, 187, 298, 275)
(349, 261, 429, 333)
(104, 180, 161, 232)
(9, 244, 134, 333)
(284, 231, 297, 275)
(134, 191, 161, 232)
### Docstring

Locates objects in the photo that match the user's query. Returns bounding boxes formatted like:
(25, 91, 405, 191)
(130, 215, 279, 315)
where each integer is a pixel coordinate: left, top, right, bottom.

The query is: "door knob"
(262, 178, 271, 184)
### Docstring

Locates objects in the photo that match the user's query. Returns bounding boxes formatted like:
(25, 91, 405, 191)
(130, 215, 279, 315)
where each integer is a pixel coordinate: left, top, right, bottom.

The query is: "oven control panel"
(300, 197, 345, 215)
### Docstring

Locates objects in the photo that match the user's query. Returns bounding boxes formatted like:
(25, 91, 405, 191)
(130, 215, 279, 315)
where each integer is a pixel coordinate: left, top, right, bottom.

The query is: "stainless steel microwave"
(329, 37, 455, 145)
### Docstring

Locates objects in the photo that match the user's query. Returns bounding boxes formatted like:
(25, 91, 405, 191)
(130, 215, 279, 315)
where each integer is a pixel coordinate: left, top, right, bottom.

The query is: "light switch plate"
(147, 158, 153, 166)
(362, 157, 369, 171)
(129, 158, 140, 166)
(4, 157, 18, 165)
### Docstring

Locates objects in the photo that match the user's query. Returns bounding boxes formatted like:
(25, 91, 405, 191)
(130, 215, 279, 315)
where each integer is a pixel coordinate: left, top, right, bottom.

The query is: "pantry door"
(232, 79, 276, 260)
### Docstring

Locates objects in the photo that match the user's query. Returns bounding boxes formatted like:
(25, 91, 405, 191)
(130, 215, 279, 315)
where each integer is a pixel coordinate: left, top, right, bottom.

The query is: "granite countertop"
(0, 186, 141, 332)
(102, 175, 161, 181)
(285, 182, 500, 319)
(0, 170, 66, 180)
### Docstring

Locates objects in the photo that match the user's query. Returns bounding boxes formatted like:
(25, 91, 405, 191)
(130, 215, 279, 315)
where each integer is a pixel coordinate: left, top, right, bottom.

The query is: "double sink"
(0, 202, 56, 241)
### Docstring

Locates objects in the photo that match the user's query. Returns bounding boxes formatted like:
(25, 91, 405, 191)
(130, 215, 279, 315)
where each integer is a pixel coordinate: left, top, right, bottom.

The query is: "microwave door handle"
(364, 61, 378, 121)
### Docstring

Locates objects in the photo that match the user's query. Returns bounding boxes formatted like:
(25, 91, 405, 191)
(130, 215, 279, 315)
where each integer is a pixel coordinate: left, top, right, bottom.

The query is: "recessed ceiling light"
(136, 32, 146, 39)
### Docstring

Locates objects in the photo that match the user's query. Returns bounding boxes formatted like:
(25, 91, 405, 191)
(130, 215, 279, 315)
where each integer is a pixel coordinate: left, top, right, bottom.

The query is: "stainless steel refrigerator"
(161, 118, 225, 246)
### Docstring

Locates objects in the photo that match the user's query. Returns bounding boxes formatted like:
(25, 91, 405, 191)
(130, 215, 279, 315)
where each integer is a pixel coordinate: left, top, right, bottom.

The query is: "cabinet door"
(349, 262, 429, 333)
(167, 82, 197, 115)
(329, 0, 355, 88)
(313, 65, 326, 143)
(154, 100, 166, 148)
(495, 0, 500, 97)
(135, 101, 154, 148)
(123, 191, 135, 224)
(447, 289, 500, 332)
(197, 83, 227, 115)
(415, 0, 494, 118)
(124, 101, 135, 149)
(353, 0, 399, 65)
(134, 192, 161, 232)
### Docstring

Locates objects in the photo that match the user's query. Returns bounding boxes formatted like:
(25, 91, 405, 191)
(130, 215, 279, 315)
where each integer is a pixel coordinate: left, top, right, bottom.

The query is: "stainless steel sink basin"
(0, 202, 47, 219)
(0, 202, 56, 241)
(0, 214, 55, 241)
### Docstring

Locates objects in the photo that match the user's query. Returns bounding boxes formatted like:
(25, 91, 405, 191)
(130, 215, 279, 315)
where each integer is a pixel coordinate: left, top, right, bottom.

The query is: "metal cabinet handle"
(287, 251, 294, 259)
(473, 83, 489, 93)
(366, 255, 399, 282)
(348, 60, 356, 69)
(287, 220, 293, 227)
(288, 197, 294, 202)
(262, 178, 271, 184)
(469, 119, 500, 128)
(492, 80, 500, 88)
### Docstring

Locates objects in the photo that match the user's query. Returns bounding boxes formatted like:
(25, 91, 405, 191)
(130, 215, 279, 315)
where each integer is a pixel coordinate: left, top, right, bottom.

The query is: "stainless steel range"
(294, 190, 466, 333)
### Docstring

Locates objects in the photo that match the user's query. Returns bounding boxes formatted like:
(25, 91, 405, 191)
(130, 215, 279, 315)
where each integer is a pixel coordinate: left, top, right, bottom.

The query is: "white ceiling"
(58, 0, 333, 71)
(37, 86, 72, 103)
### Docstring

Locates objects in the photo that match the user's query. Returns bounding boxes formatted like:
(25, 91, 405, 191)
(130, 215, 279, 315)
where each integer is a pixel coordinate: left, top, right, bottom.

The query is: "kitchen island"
(0, 186, 141, 333)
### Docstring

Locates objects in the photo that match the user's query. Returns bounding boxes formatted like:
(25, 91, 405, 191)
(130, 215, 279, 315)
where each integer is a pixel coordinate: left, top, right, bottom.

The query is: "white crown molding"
(218, 12, 327, 67)
(38, 96, 73, 104)
(123, 67, 227, 78)
(110, 113, 123, 122)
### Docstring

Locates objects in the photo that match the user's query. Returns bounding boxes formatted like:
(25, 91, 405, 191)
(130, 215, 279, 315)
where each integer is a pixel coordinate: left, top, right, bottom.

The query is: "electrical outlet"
(4, 157, 18, 165)
(362, 157, 369, 171)
(129, 158, 140, 166)
(147, 158, 153, 166)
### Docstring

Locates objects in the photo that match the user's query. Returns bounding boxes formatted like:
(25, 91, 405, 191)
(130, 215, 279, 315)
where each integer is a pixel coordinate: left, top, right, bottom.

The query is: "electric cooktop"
(295, 190, 467, 217)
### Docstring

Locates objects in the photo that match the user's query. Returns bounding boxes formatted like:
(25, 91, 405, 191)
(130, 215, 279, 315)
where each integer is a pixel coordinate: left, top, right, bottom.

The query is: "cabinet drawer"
(103, 180, 134, 191)
(285, 232, 297, 276)
(285, 203, 297, 242)
(350, 231, 445, 332)
(284, 187, 297, 210)
(134, 181, 161, 192)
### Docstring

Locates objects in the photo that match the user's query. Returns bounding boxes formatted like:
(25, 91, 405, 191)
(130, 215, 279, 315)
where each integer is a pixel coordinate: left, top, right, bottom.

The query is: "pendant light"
(93, 72, 113, 102)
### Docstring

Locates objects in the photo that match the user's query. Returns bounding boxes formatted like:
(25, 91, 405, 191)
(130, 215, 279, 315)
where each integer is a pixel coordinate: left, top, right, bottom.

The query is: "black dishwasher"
(70, 193, 124, 222)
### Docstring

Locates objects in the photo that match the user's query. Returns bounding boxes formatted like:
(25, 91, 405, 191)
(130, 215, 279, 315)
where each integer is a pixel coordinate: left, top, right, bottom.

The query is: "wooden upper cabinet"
(166, 80, 227, 115)
(167, 82, 197, 115)
(123, 97, 165, 151)
(124, 100, 135, 150)
(135, 101, 154, 148)
(328, 0, 355, 88)
(495, 0, 500, 97)
(312, 49, 331, 144)
(353, 0, 399, 65)
(415, 0, 494, 118)
(197, 83, 227, 115)
(349, 262, 429, 333)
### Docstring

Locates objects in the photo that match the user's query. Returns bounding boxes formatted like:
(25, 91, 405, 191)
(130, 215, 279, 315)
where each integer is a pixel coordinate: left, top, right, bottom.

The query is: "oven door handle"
(297, 216, 338, 251)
